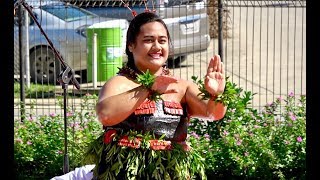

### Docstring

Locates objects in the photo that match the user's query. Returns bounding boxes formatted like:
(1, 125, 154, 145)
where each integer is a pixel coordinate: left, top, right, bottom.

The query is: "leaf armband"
(191, 76, 237, 106)
(136, 69, 155, 89)
(136, 69, 162, 101)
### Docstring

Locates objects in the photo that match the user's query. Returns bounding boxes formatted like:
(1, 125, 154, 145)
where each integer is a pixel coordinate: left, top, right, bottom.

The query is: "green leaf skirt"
(82, 132, 207, 180)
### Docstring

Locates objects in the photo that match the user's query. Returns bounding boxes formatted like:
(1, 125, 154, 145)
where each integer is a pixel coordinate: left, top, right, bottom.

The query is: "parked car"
(14, 0, 129, 84)
(62, 0, 211, 68)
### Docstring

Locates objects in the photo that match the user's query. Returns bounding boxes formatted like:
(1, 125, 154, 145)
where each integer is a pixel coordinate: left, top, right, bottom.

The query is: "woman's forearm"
(96, 86, 150, 126)
(186, 80, 227, 120)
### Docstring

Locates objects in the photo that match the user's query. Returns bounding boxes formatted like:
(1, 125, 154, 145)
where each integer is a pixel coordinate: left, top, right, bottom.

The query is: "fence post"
(24, 8, 30, 88)
(92, 33, 97, 88)
(18, 3, 25, 121)
(218, 0, 223, 62)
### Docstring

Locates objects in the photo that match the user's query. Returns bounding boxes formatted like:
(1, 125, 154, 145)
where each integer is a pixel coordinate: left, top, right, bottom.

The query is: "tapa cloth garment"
(50, 164, 95, 180)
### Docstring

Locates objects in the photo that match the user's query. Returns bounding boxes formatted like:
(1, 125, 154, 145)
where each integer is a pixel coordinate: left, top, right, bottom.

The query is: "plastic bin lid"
(87, 19, 128, 29)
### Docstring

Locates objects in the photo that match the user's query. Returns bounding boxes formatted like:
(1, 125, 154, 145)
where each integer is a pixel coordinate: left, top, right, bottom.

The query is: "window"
(42, 5, 95, 22)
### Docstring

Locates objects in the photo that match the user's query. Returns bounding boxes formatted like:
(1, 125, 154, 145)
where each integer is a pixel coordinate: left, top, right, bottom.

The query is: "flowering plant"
(189, 88, 306, 179)
(14, 94, 103, 179)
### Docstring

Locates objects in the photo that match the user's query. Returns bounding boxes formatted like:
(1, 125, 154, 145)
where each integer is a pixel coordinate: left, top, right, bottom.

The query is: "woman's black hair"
(125, 12, 172, 70)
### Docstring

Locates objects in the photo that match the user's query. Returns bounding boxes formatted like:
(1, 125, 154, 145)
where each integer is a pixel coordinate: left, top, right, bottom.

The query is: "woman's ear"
(128, 44, 134, 52)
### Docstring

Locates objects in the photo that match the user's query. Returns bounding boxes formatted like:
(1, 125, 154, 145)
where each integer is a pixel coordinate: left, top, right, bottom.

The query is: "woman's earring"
(128, 45, 133, 52)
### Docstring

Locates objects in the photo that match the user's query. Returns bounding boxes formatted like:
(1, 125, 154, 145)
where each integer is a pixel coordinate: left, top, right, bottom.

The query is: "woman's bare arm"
(96, 76, 150, 126)
(185, 81, 227, 120)
(185, 55, 227, 120)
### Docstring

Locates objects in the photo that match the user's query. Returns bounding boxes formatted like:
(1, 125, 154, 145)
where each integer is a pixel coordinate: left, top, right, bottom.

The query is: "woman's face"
(128, 21, 169, 74)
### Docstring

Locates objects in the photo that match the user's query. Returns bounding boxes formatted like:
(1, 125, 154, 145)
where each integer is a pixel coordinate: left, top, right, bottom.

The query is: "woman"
(52, 11, 227, 180)
(89, 11, 226, 179)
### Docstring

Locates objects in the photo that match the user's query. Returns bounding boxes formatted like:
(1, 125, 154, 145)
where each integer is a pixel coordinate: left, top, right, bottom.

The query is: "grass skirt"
(82, 132, 206, 180)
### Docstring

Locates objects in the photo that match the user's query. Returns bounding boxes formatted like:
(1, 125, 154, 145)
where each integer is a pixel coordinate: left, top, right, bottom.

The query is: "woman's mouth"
(149, 53, 162, 59)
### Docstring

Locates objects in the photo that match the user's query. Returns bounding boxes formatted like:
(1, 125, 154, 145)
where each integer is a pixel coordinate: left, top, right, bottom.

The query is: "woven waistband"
(103, 129, 190, 151)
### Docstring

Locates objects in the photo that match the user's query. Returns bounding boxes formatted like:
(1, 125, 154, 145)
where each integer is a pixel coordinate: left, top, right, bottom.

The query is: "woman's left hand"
(204, 55, 225, 97)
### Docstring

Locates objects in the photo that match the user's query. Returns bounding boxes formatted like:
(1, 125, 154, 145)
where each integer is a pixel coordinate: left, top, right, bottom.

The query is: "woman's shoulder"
(107, 74, 132, 82)
(105, 75, 137, 84)
(100, 75, 139, 93)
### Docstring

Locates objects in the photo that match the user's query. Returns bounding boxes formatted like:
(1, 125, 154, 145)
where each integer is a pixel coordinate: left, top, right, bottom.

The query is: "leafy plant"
(14, 94, 103, 179)
(189, 86, 306, 179)
(14, 82, 57, 98)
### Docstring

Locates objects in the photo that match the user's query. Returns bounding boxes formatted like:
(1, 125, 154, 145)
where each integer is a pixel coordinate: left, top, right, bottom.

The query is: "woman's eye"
(159, 39, 167, 44)
(144, 39, 153, 43)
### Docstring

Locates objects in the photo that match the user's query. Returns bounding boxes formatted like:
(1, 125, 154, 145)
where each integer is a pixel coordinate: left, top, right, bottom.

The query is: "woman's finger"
(215, 55, 221, 72)
(212, 55, 218, 72)
(207, 57, 215, 74)
(216, 58, 221, 72)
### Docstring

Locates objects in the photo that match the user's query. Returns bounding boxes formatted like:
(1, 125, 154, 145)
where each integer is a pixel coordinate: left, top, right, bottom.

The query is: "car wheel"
(30, 46, 60, 84)
(167, 55, 187, 68)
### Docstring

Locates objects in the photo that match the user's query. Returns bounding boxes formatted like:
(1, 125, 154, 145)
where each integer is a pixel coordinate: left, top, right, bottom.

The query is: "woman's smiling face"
(128, 21, 169, 74)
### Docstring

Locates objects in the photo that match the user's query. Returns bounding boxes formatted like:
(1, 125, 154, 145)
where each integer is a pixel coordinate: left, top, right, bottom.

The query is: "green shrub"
(189, 82, 306, 179)
(14, 94, 103, 179)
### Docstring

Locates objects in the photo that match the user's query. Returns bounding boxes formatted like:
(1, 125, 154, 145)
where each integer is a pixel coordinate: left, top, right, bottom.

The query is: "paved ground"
(14, 3, 306, 118)
(177, 3, 306, 108)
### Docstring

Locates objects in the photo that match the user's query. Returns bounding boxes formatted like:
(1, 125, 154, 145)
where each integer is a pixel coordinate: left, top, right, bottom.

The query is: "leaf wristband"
(117, 66, 166, 101)
(136, 69, 155, 89)
(136, 70, 162, 101)
(191, 75, 237, 106)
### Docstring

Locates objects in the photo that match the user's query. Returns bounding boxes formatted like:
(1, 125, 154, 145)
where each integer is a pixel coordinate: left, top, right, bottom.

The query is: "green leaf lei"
(191, 76, 237, 106)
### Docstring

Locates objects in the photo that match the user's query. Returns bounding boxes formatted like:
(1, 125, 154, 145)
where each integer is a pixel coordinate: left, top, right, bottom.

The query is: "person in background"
(52, 11, 226, 180)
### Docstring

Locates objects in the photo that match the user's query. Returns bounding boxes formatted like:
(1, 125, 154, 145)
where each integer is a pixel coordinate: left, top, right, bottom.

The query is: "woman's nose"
(152, 41, 161, 50)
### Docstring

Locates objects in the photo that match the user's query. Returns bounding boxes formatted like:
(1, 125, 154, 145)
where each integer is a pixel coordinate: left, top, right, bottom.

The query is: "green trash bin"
(86, 21, 123, 82)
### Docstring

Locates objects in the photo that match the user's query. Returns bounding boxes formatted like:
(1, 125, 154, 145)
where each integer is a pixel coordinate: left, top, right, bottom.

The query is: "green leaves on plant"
(188, 91, 306, 179)
(14, 94, 102, 179)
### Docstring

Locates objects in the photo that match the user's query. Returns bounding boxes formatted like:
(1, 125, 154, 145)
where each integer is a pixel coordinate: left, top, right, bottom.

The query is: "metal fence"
(222, 0, 306, 109)
(14, 0, 306, 119)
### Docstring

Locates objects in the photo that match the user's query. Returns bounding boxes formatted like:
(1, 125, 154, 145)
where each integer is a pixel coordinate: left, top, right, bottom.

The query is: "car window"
(165, 0, 203, 7)
(41, 5, 95, 22)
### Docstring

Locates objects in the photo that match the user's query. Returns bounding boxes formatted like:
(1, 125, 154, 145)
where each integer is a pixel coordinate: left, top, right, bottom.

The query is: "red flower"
(104, 129, 117, 144)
